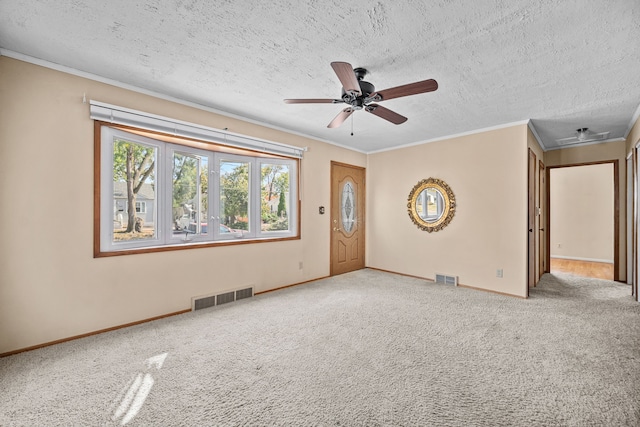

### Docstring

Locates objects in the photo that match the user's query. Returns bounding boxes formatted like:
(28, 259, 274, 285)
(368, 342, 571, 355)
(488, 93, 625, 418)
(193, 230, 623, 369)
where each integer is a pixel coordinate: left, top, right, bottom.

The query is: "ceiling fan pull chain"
(351, 113, 354, 136)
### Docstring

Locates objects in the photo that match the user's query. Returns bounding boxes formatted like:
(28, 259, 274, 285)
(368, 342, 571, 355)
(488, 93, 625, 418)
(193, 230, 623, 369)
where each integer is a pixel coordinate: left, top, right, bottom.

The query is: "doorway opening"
(547, 162, 618, 281)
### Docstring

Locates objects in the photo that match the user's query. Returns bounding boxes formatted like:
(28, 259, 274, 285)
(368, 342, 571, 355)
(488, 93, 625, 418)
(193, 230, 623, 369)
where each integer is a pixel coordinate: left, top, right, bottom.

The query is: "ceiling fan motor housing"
(341, 68, 375, 109)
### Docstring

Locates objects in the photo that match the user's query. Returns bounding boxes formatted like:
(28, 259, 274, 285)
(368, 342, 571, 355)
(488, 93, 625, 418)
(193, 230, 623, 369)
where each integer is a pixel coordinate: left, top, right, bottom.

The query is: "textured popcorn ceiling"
(1, 0, 639, 152)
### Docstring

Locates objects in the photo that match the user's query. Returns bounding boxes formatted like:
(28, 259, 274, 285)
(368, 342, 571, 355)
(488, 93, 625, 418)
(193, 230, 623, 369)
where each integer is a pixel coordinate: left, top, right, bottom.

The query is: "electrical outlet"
(557, 243, 561, 248)
(496, 269, 503, 278)
(299, 262, 303, 270)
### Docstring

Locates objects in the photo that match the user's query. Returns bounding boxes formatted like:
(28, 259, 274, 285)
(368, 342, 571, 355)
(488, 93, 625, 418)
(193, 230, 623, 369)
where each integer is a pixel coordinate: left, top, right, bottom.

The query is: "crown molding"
(0, 49, 367, 155)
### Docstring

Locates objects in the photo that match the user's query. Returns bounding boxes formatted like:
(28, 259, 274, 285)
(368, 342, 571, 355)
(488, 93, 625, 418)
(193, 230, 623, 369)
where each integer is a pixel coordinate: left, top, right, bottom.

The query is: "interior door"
(331, 162, 365, 276)
(627, 155, 633, 287)
(528, 148, 537, 292)
(539, 160, 546, 278)
(632, 150, 640, 301)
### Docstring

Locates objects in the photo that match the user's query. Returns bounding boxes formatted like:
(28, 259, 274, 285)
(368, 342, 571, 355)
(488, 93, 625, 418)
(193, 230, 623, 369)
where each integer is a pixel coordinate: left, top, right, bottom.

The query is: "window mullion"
(163, 144, 175, 245)
(256, 159, 265, 238)
(212, 153, 221, 240)
(251, 158, 261, 238)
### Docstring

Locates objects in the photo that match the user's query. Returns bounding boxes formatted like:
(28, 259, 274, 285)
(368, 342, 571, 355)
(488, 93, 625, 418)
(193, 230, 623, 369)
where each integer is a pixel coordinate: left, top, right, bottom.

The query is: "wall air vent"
(235, 287, 253, 300)
(216, 291, 235, 305)
(191, 286, 254, 311)
(435, 273, 458, 286)
(193, 295, 216, 311)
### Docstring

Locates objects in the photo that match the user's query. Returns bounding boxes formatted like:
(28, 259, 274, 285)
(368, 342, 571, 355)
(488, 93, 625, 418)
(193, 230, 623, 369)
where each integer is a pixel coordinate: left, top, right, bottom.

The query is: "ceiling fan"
(284, 61, 438, 129)
(555, 127, 611, 146)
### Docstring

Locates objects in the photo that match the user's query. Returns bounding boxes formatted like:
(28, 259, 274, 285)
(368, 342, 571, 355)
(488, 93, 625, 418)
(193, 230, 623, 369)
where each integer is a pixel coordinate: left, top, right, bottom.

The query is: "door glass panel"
(172, 152, 208, 236)
(341, 180, 355, 233)
(220, 160, 250, 233)
(112, 139, 157, 243)
(261, 164, 290, 232)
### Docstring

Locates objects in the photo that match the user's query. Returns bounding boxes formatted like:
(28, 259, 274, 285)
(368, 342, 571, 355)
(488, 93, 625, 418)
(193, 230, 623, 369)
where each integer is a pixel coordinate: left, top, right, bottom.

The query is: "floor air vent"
(192, 286, 254, 311)
(435, 274, 458, 286)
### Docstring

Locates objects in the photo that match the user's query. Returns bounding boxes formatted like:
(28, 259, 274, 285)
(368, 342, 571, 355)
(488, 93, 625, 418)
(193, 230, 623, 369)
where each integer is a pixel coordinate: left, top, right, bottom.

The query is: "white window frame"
(97, 124, 299, 256)
(257, 158, 298, 239)
(100, 128, 163, 251)
(166, 144, 213, 245)
(216, 153, 253, 240)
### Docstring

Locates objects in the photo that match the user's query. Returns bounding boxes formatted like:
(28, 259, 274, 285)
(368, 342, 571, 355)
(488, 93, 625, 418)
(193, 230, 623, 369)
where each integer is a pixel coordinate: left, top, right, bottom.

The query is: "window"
(97, 124, 299, 255)
(261, 162, 292, 233)
(219, 157, 250, 235)
(110, 137, 158, 243)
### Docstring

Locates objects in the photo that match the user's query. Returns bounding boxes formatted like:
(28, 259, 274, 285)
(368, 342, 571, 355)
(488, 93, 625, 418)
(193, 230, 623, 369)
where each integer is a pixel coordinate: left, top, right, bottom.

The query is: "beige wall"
(367, 125, 529, 297)
(545, 140, 627, 280)
(625, 113, 640, 155)
(550, 164, 614, 262)
(0, 57, 366, 353)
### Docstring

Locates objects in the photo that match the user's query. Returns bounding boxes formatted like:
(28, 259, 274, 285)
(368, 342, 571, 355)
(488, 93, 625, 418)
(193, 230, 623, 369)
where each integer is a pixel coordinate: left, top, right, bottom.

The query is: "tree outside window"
(261, 164, 290, 232)
(220, 161, 249, 231)
(112, 139, 156, 240)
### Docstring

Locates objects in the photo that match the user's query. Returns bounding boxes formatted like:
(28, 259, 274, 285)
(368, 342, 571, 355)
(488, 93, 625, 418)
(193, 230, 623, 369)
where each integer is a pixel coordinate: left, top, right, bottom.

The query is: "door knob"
(529, 229, 533, 232)
(333, 227, 341, 232)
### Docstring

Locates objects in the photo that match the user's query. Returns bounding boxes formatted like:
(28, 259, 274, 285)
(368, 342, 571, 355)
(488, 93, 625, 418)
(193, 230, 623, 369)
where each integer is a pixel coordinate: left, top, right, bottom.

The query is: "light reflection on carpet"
(111, 352, 167, 425)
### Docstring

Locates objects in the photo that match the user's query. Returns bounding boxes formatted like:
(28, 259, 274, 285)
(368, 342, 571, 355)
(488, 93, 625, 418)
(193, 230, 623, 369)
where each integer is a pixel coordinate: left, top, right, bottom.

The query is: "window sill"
(94, 234, 301, 258)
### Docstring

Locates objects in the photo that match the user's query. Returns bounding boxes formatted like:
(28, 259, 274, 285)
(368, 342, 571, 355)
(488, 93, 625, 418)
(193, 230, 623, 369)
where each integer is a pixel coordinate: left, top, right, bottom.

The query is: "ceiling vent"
(555, 128, 610, 146)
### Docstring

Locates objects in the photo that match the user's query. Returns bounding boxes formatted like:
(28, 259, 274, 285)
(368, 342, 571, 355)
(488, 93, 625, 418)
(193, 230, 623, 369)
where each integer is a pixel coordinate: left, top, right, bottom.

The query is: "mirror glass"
(416, 188, 445, 222)
(407, 178, 455, 232)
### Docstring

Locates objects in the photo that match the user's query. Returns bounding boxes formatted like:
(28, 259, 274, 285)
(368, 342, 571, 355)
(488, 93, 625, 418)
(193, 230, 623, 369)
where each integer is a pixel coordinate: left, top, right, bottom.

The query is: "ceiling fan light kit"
(554, 127, 611, 146)
(576, 127, 589, 141)
(284, 61, 438, 129)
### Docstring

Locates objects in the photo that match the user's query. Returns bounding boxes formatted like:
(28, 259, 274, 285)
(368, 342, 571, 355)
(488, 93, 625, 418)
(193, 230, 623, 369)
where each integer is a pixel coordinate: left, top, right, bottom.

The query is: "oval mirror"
(407, 178, 455, 232)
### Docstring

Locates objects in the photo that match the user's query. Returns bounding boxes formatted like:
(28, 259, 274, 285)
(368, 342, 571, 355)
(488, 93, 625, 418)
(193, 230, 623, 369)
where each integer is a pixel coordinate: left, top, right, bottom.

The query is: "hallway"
(550, 258, 614, 281)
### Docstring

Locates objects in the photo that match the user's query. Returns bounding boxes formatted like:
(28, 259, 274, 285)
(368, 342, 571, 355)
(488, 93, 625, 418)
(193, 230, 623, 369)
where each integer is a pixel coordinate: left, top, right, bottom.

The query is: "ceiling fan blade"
(284, 98, 342, 104)
(330, 62, 361, 95)
(365, 104, 407, 125)
(372, 79, 438, 102)
(327, 108, 354, 128)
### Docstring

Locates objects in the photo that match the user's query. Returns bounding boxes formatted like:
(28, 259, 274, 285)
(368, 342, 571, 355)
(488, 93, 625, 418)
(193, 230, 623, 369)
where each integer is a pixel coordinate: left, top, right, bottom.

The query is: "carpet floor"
(1, 269, 639, 426)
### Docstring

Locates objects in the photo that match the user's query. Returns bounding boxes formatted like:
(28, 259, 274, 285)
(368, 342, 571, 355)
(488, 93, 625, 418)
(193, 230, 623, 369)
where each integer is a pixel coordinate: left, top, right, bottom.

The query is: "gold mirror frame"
(407, 177, 456, 232)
